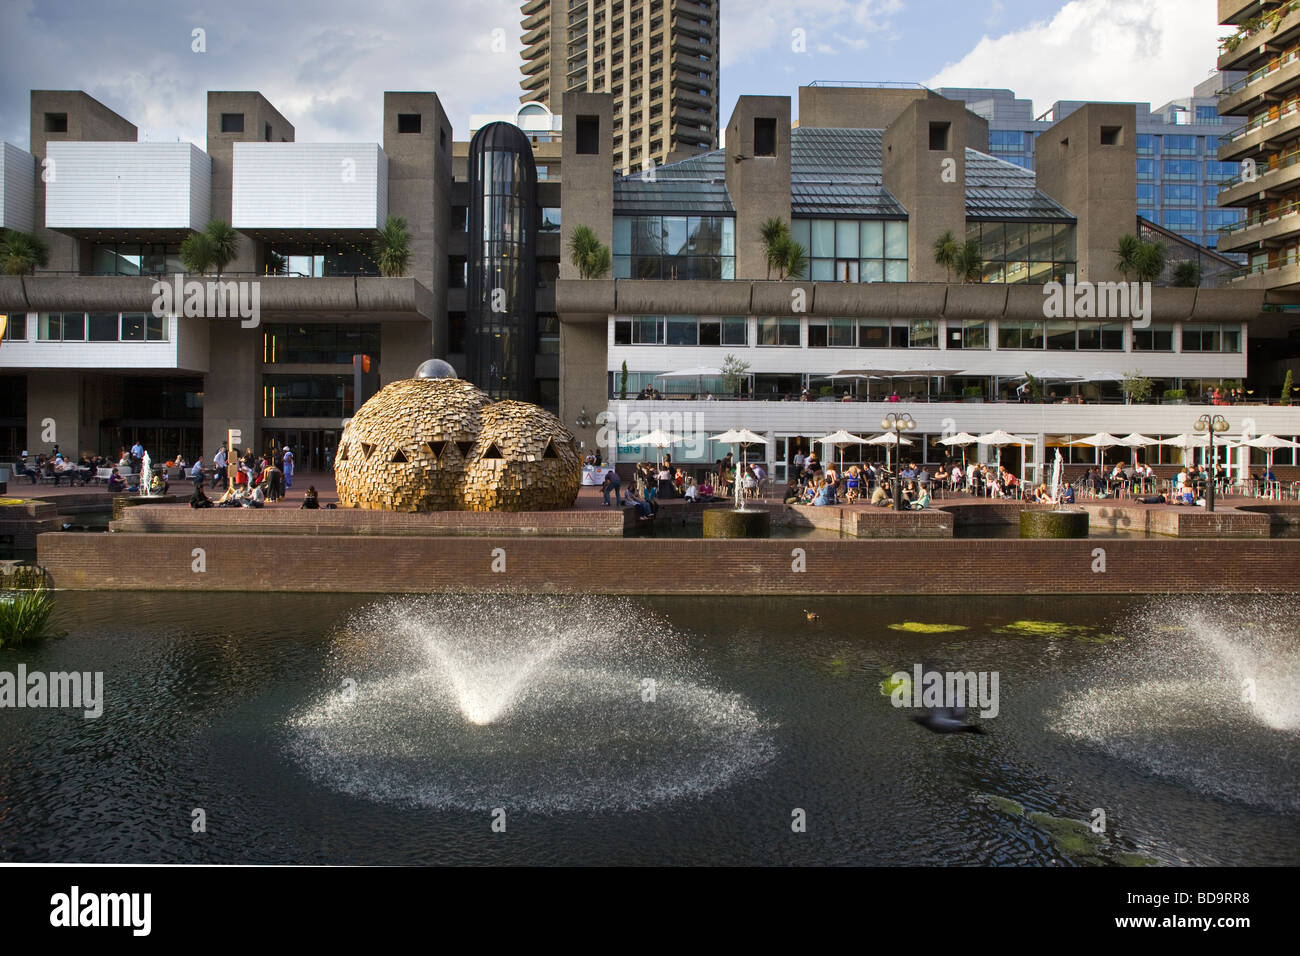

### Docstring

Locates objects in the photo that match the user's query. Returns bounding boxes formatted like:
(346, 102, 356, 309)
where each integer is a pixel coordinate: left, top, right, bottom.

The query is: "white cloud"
(721, 0, 903, 66)
(927, 0, 1222, 111)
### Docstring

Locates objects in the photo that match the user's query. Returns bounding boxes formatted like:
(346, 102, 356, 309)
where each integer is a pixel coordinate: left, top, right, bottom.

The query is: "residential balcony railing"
(1219, 145, 1300, 186)
(1218, 196, 1300, 236)
(1221, 248, 1300, 283)
(1220, 98, 1300, 145)
(1218, 45, 1300, 97)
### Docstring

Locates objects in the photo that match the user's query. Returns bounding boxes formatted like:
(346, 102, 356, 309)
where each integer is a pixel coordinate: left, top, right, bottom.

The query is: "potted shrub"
(1162, 388, 1187, 405)
(962, 385, 984, 403)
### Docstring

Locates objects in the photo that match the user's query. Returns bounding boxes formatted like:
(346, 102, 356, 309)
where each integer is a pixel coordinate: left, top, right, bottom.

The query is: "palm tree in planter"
(1135, 240, 1166, 284)
(772, 233, 808, 280)
(955, 239, 984, 283)
(1115, 233, 1142, 281)
(759, 217, 787, 279)
(0, 229, 50, 276)
(205, 220, 239, 277)
(1171, 260, 1202, 287)
(179, 231, 213, 275)
(933, 229, 960, 282)
(568, 225, 611, 279)
(373, 215, 412, 277)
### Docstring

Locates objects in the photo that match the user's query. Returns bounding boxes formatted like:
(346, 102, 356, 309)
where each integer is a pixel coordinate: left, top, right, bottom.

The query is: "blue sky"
(0, 0, 1222, 149)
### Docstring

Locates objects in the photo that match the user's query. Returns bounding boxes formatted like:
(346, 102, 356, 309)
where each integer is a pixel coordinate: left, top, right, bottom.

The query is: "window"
(1205, 159, 1237, 180)
(44, 113, 68, 133)
(947, 318, 988, 349)
(1100, 125, 1122, 146)
(757, 317, 800, 346)
(754, 117, 776, 156)
(264, 122, 272, 142)
(262, 324, 381, 364)
(1133, 324, 1174, 351)
(1207, 208, 1244, 228)
(1196, 106, 1220, 124)
(220, 113, 244, 133)
(792, 218, 908, 283)
(576, 115, 600, 154)
(698, 317, 747, 346)
(989, 130, 1024, 152)
(1137, 184, 1156, 204)
(1, 314, 25, 340)
(1164, 210, 1199, 232)
(1137, 134, 1157, 156)
(967, 220, 1075, 283)
(998, 319, 1045, 349)
(398, 113, 421, 133)
(613, 215, 734, 279)
(539, 207, 561, 232)
(262, 374, 353, 418)
(1163, 135, 1198, 155)
(1163, 184, 1197, 205)
(1137, 159, 1156, 180)
(1182, 323, 1241, 352)
(88, 314, 118, 341)
(808, 318, 854, 348)
(929, 122, 951, 151)
(1163, 159, 1197, 181)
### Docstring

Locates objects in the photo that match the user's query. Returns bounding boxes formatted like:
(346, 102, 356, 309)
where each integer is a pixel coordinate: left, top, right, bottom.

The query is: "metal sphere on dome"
(415, 359, 458, 379)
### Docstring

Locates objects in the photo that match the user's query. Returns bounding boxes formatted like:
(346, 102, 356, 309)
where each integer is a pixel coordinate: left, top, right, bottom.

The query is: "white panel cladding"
(0, 315, 205, 370)
(0, 142, 37, 232)
(44, 142, 211, 230)
(231, 143, 387, 229)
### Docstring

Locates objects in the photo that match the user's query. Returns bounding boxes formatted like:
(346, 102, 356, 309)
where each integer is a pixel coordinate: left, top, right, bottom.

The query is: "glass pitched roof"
(614, 126, 1075, 222)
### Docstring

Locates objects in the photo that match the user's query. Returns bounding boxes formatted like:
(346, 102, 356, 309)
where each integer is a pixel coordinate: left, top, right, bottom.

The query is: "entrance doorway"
(262, 429, 341, 473)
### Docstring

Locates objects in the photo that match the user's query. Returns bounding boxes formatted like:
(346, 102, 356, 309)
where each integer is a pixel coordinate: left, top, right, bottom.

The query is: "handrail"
(1220, 97, 1300, 144)
(1218, 46, 1300, 96)
(1219, 197, 1300, 234)
(1219, 146, 1300, 187)
(1222, 248, 1300, 283)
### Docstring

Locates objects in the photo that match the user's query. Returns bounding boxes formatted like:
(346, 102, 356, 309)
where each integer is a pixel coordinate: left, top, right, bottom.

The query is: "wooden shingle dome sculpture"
(462, 401, 585, 512)
(334, 378, 582, 512)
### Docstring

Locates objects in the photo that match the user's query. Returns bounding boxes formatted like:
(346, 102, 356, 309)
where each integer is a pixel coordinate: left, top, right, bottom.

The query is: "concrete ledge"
(811, 282, 947, 317)
(109, 503, 629, 537)
(1193, 288, 1266, 320)
(751, 281, 812, 315)
(943, 284, 1008, 319)
(615, 279, 751, 315)
(36, 532, 1300, 593)
(555, 278, 615, 317)
(1150, 287, 1196, 322)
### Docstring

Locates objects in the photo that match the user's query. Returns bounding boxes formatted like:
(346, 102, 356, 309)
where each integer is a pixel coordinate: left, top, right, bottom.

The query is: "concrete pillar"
(559, 321, 607, 455)
(725, 96, 792, 280)
(26, 370, 81, 456)
(202, 323, 259, 456)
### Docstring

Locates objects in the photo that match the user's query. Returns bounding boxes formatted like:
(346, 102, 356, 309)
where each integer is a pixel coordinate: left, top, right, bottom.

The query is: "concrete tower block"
(1034, 103, 1137, 283)
(882, 97, 971, 283)
(559, 92, 615, 281)
(725, 95, 792, 280)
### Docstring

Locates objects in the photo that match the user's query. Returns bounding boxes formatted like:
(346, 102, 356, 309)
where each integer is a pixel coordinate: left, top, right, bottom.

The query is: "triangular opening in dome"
(423, 441, 447, 460)
(482, 443, 504, 460)
(360, 442, 374, 459)
(390, 448, 408, 463)
(337, 444, 349, 461)
(455, 441, 474, 458)
(543, 439, 559, 459)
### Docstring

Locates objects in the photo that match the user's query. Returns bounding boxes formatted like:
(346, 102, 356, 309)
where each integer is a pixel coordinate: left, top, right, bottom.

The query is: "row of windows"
(1139, 184, 1233, 206)
(965, 221, 1077, 285)
(613, 215, 735, 280)
(9, 312, 169, 343)
(609, 317, 1243, 353)
(1138, 159, 1226, 181)
(1137, 134, 1205, 155)
(262, 323, 381, 365)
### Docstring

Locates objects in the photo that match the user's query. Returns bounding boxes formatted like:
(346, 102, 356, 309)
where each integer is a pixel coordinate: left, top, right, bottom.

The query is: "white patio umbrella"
(622, 429, 685, 459)
(865, 431, 914, 470)
(813, 429, 868, 474)
(1072, 432, 1127, 467)
(936, 431, 981, 466)
(709, 429, 771, 508)
(975, 429, 1033, 473)
(829, 371, 880, 401)
(1243, 434, 1300, 473)
(864, 363, 966, 400)
(1117, 433, 1158, 465)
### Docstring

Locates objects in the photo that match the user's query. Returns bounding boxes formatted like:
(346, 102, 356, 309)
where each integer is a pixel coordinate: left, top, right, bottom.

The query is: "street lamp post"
(1193, 413, 1230, 512)
(881, 412, 916, 511)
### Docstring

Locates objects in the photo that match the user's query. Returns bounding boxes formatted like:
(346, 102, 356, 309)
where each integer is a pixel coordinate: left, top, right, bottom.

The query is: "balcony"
(1223, 248, 1300, 289)
(523, 55, 548, 76)
(1218, 44, 1300, 115)
(521, 0, 548, 16)
(1217, 197, 1300, 251)
(672, 87, 713, 111)
(0, 142, 36, 233)
(671, 104, 713, 128)
(232, 143, 387, 232)
(1219, 2, 1300, 71)
(1218, 96, 1300, 159)
(1216, 145, 1300, 204)
(522, 22, 549, 45)
(43, 142, 211, 236)
(670, 32, 713, 57)
(672, 51, 712, 75)
(522, 71, 549, 92)
(670, 122, 714, 147)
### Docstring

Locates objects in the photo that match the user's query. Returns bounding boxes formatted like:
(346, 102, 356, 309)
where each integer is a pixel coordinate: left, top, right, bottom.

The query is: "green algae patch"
(974, 793, 1026, 817)
(879, 673, 910, 697)
(1113, 852, 1159, 867)
(888, 622, 968, 634)
(823, 657, 851, 678)
(1029, 811, 1106, 860)
(995, 620, 1073, 636)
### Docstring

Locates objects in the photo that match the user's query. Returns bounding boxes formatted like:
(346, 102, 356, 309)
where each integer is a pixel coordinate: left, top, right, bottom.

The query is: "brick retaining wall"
(36, 532, 1300, 594)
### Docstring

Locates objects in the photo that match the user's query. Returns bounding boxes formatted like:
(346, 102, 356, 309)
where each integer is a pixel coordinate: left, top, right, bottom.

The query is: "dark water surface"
(1, 591, 1295, 866)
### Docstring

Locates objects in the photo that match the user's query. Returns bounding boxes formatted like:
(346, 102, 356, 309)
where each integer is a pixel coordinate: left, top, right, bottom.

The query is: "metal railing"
(1220, 98, 1300, 144)
(1218, 197, 1300, 235)
(1218, 146, 1300, 187)
(1218, 46, 1300, 97)
(1220, 248, 1300, 283)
